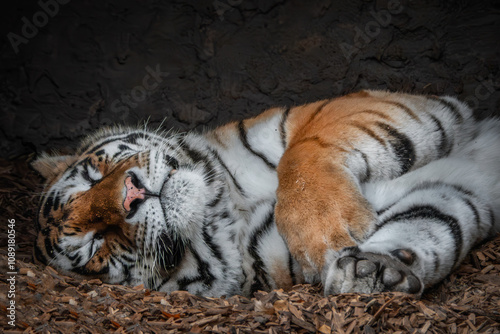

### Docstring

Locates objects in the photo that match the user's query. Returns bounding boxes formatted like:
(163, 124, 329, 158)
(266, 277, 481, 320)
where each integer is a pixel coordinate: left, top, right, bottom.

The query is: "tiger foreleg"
(275, 144, 376, 281)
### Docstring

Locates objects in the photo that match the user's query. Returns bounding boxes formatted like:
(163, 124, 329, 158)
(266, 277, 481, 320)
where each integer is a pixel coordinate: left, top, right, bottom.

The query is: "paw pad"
(356, 259, 377, 278)
(390, 249, 415, 265)
(323, 248, 423, 296)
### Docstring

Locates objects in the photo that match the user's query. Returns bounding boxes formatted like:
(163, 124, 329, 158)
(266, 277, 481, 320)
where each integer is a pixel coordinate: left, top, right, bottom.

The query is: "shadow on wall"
(1, 0, 499, 158)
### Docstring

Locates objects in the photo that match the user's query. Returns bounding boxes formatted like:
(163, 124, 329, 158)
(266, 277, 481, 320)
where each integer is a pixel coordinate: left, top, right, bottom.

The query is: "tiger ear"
(31, 153, 77, 180)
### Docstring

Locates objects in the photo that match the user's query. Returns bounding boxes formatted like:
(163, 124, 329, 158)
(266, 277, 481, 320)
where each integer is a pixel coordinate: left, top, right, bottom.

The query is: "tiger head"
(32, 127, 224, 287)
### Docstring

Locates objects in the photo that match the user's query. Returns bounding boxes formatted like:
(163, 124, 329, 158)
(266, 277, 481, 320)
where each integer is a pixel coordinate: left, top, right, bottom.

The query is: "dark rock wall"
(1, 0, 499, 158)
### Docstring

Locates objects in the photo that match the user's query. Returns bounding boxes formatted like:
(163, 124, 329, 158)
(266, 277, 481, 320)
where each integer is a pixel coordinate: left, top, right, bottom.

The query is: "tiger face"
(32, 128, 224, 287)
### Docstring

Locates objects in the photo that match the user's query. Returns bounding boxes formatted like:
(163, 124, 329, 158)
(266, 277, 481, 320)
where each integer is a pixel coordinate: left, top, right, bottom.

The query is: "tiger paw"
(322, 247, 423, 296)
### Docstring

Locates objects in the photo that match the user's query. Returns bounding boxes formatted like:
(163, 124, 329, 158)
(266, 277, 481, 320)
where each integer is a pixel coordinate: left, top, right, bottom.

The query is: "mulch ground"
(1, 158, 499, 333)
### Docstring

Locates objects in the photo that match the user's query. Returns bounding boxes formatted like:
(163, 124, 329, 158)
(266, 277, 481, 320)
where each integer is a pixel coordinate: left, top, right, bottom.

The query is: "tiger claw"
(322, 247, 423, 296)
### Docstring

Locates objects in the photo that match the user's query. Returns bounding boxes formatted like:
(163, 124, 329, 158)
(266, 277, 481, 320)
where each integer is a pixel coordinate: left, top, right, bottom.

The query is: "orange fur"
(275, 91, 408, 274)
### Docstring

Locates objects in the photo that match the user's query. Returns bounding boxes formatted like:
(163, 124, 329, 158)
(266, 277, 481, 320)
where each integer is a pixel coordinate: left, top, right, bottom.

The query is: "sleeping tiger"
(32, 90, 500, 297)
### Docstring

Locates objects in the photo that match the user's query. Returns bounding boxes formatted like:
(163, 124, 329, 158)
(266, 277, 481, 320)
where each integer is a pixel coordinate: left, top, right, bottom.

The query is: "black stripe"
(112, 150, 127, 160)
(288, 252, 297, 286)
(84, 131, 154, 155)
(86, 133, 140, 154)
(65, 168, 78, 181)
(288, 136, 347, 153)
(210, 149, 246, 196)
(117, 241, 133, 253)
(34, 214, 41, 232)
(53, 238, 63, 255)
(108, 255, 117, 267)
(303, 99, 331, 128)
(431, 250, 440, 273)
(111, 254, 127, 271)
(165, 155, 179, 169)
(220, 211, 230, 220)
(280, 107, 291, 149)
(44, 236, 55, 258)
(408, 181, 475, 199)
(357, 109, 393, 120)
(154, 276, 171, 291)
(337, 109, 393, 123)
(384, 101, 421, 122)
(42, 214, 55, 228)
(355, 149, 371, 183)
(66, 249, 79, 261)
(376, 181, 475, 217)
(428, 114, 451, 157)
(348, 228, 364, 243)
(120, 265, 131, 284)
(177, 247, 215, 290)
(119, 253, 135, 264)
(429, 96, 463, 123)
(380, 205, 463, 268)
(88, 239, 96, 260)
(207, 188, 224, 207)
(487, 209, 496, 235)
(42, 194, 54, 218)
(248, 210, 274, 293)
(179, 140, 209, 166)
(202, 223, 225, 264)
(376, 122, 415, 175)
(123, 132, 152, 145)
(290, 136, 340, 150)
(52, 238, 64, 254)
(203, 161, 217, 185)
(462, 198, 482, 230)
(179, 141, 217, 184)
(34, 242, 48, 265)
(70, 255, 82, 267)
(118, 144, 131, 151)
(238, 121, 276, 169)
(350, 122, 386, 147)
(52, 193, 61, 211)
(80, 159, 100, 185)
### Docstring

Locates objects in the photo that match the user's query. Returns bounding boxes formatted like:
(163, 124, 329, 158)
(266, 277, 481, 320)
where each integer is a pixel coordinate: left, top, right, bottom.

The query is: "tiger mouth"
(123, 172, 159, 219)
(123, 162, 180, 214)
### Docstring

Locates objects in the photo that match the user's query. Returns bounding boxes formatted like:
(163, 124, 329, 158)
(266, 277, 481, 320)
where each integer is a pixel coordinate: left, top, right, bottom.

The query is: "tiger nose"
(123, 176, 146, 211)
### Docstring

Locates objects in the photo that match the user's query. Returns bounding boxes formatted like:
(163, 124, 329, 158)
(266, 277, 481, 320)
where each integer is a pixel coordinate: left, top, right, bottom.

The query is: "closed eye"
(85, 234, 105, 262)
(86, 164, 102, 181)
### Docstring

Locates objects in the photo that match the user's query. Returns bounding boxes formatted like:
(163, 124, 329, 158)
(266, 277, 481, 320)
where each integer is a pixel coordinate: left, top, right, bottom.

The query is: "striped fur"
(32, 90, 500, 297)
